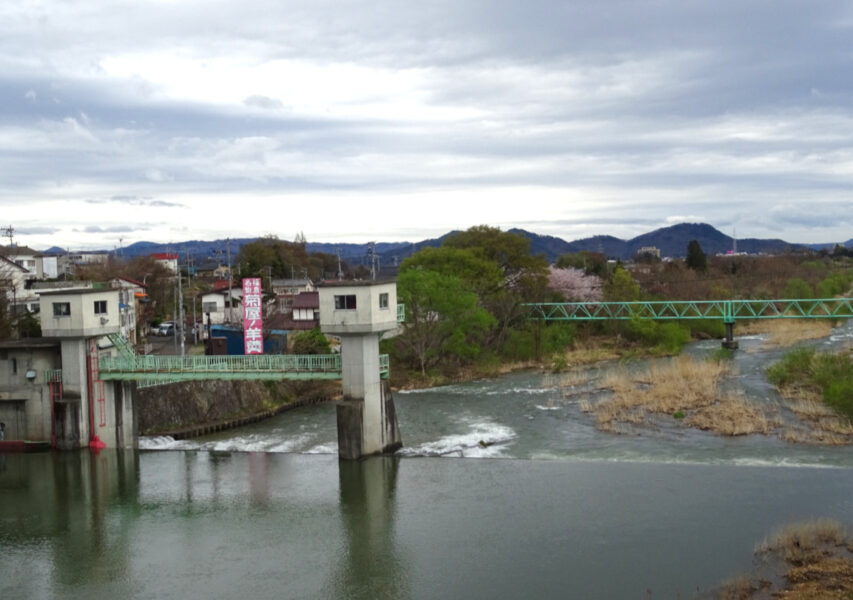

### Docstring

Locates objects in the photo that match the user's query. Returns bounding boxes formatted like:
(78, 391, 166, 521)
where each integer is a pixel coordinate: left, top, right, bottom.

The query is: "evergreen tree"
(685, 239, 707, 271)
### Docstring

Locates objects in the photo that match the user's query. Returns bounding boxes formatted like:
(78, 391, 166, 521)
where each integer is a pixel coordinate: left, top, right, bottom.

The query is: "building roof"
(272, 278, 312, 287)
(111, 276, 148, 288)
(292, 291, 319, 309)
(151, 253, 179, 260)
(0, 255, 29, 272)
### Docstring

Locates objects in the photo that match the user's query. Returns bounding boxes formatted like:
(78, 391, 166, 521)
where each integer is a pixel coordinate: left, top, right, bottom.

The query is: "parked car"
(157, 322, 175, 336)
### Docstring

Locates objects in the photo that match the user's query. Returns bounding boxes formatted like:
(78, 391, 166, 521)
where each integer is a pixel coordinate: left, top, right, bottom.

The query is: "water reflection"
(335, 457, 410, 600)
(0, 450, 139, 598)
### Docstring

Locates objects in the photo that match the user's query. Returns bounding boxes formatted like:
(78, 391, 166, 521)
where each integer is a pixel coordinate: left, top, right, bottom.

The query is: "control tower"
(318, 281, 401, 459)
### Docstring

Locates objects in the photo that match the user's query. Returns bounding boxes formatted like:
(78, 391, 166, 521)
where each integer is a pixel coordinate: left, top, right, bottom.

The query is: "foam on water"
(303, 442, 338, 454)
(398, 419, 517, 458)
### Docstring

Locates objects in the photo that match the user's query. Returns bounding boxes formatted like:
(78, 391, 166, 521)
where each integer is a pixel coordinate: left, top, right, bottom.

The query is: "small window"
(334, 295, 357, 310)
(94, 300, 107, 314)
(11, 358, 17, 374)
(379, 293, 389, 309)
(53, 302, 71, 317)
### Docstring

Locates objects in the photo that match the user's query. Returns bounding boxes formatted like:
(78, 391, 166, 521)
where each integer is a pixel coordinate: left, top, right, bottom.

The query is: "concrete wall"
(0, 345, 60, 442)
(40, 289, 120, 338)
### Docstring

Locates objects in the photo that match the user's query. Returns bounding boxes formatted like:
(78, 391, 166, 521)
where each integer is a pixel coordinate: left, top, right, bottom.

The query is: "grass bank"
(714, 518, 853, 599)
(578, 356, 779, 436)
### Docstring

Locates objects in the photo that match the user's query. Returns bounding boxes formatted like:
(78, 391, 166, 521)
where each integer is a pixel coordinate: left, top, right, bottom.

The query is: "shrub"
(291, 328, 331, 355)
(622, 318, 690, 354)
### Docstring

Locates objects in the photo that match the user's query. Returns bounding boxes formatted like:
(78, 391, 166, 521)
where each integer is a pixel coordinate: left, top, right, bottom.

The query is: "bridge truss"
(523, 298, 853, 323)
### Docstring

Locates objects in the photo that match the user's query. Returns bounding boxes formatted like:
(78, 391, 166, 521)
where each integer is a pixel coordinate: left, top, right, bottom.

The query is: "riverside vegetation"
(713, 519, 853, 599)
(385, 226, 852, 443)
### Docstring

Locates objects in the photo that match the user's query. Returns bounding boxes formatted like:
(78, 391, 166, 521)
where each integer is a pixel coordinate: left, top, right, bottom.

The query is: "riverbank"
(713, 518, 853, 599)
(138, 379, 338, 437)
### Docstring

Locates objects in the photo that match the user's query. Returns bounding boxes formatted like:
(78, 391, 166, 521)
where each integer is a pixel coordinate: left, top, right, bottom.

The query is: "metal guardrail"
(523, 298, 853, 323)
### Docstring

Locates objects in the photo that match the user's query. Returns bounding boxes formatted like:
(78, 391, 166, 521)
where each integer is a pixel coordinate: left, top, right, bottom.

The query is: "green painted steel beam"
(99, 353, 391, 382)
(523, 298, 853, 322)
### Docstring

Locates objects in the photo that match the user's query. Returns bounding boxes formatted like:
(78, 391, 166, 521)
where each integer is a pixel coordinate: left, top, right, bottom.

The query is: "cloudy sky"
(2, 0, 852, 250)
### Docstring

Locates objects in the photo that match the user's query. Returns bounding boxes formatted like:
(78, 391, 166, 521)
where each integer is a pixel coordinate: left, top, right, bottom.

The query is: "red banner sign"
(242, 278, 263, 355)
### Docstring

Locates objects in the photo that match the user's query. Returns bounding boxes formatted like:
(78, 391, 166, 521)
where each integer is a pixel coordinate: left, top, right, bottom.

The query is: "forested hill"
(90, 222, 807, 266)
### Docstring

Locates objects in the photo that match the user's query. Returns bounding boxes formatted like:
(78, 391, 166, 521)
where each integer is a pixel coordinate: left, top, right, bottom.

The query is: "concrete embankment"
(137, 379, 338, 439)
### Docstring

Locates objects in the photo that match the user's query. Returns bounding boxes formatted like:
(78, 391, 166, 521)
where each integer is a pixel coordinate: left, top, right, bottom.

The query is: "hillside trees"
(394, 226, 556, 373)
(396, 268, 495, 374)
(237, 236, 347, 283)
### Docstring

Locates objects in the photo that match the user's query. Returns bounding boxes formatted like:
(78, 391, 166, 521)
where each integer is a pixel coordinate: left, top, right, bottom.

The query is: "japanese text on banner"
(242, 278, 264, 355)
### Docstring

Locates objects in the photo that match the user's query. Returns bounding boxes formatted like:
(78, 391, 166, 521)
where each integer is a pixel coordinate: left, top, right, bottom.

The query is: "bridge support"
(722, 322, 739, 350)
(336, 335, 401, 459)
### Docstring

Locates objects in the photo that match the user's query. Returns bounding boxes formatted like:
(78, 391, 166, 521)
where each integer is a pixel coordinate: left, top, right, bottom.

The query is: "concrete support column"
(722, 322, 739, 350)
(336, 334, 401, 460)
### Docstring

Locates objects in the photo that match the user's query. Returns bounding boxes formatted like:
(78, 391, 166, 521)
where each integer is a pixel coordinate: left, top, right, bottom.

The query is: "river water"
(2, 322, 853, 599)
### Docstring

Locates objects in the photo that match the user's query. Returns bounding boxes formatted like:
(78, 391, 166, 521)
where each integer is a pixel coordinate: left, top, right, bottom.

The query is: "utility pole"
(178, 264, 185, 356)
(226, 238, 233, 323)
(337, 248, 344, 280)
(1, 225, 14, 247)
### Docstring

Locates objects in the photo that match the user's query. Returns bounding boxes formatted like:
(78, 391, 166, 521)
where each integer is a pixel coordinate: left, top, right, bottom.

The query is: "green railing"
(397, 303, 405, 323)
(100, 352, 391, 382)
(45, 369, 62, 384)
(107, 332, 136, 358)
(523, 298, 853, 323)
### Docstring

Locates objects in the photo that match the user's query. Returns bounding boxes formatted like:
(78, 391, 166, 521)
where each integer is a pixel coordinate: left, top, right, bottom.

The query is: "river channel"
(2, 322, 853, 599)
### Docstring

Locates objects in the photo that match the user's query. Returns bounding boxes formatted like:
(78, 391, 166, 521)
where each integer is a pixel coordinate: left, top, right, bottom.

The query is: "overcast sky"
(2, 0, 852, 250)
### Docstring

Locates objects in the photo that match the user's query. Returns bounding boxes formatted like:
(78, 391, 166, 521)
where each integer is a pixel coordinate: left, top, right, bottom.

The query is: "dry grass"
(715, 574, 760, 600)
(777, 396, 853, 445)
(714, 519, 853, 599)
(687, 393, 778, 436)
(756, 519, 849, 564)
(561, 338, 623, 365)
(740, 319, 833, 349)
(579, 356, 777, 436)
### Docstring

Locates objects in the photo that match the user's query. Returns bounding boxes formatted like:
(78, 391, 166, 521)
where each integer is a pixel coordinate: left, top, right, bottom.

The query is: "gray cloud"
(2, 0, 852, 245)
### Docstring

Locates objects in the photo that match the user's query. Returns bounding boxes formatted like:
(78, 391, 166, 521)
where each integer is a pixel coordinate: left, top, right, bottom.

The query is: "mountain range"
(47, 223, 850, 267)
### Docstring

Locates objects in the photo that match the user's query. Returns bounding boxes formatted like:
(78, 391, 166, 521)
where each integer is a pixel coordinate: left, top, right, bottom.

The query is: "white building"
(199, 286, 243, 325)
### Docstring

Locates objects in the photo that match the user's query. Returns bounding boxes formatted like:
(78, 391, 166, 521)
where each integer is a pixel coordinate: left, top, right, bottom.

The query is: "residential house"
(199, 284, 243, 327)
(109, 277, 148, 344)
(0, 255, 35, 316)
(151, 253, 179, 275)
(58, 251, 110, 278)
(272, 278, 314, 312)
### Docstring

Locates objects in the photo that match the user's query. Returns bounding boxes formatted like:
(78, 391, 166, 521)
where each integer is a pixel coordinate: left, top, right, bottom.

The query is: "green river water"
(2, 324, 852, 599)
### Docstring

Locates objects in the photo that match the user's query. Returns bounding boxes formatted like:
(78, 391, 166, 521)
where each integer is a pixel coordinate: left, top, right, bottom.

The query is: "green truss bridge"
(523, 297, 853, 348)
(523, 298, 853, 322)
(99, 353, 390, 383)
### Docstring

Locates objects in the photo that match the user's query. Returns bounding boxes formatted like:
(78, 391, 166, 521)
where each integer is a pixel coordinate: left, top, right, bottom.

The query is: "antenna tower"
(2, 225, 15, 247)
(336, 249, 344, 280)
(366, 242, 379, 280)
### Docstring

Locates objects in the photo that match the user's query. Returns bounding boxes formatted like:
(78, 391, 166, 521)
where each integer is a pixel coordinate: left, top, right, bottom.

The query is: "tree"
(441, 226, 549, 347)
(547, 266, 603, 302)
(685, 239, 707, 272)
(291, 328, 331, 354)
(603, 267, 641, 301)
(555, 251, 608, 277)
(396, 268, 495, 374)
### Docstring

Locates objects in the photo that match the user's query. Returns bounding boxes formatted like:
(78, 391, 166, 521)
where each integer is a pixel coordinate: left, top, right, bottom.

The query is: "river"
(2, 322, 852, 599)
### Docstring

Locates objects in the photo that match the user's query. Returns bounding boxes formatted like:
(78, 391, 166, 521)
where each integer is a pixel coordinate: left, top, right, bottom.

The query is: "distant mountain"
(509, 223, 803, 262)
(61, 222, 815, 267)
